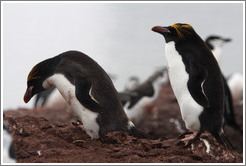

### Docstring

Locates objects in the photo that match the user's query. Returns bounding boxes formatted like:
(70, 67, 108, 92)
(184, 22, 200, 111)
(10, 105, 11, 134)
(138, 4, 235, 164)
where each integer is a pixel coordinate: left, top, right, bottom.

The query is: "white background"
(2, 2, 244, 110)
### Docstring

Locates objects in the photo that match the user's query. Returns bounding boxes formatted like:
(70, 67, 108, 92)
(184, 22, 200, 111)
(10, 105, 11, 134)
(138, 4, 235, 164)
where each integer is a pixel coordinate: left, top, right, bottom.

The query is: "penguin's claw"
(177, 131, 193, 139)
(179, 131, 201, 147)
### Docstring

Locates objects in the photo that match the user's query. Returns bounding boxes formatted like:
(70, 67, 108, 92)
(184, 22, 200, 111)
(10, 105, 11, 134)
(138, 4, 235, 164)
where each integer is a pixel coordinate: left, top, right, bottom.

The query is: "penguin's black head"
(24, 57, 57, 103)
(152, 23, 196, 43)
(205, 35, 232, 50)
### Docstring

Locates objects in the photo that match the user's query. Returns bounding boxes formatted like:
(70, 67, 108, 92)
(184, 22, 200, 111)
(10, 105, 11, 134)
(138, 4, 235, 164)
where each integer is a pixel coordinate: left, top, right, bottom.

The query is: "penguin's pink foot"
(178, 131, 201, 147)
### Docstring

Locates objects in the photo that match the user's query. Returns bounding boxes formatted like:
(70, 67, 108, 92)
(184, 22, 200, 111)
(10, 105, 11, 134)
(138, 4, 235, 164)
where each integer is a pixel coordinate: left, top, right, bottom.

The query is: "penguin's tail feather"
(128, 126, 153, 139)
(212, 132, 234, 150)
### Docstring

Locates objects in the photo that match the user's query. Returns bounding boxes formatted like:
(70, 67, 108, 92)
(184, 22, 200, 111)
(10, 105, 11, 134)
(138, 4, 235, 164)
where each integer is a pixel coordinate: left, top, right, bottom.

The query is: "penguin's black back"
(53, 52, 117, 103)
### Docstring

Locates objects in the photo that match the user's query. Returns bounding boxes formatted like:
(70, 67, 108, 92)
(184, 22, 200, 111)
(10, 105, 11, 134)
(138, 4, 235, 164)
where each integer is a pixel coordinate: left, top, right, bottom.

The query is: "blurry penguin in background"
(120, 68, 168, 124)
(124, 76, 140, 92)
(3, 123, 16, 163)
(34, 87, 57, 107)
(34, 87, 67, 108)
(205, 35, 231, 66)
(227, 72, 243, 106)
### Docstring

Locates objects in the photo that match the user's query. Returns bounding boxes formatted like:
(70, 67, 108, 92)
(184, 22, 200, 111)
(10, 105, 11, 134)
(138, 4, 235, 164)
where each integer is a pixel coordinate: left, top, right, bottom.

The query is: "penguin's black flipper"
(188, 60, 210, 109)
(75, 76, 102, 111)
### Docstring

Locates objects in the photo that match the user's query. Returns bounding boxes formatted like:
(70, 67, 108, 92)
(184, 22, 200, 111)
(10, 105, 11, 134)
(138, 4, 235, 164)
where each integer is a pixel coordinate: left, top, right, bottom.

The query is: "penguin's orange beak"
(24, 86, 34, 103)
(152, 26, 170, 33)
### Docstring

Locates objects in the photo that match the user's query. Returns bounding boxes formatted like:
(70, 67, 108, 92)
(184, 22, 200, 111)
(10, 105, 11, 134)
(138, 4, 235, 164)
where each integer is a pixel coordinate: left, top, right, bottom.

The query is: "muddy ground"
(3, 82, 243, 163)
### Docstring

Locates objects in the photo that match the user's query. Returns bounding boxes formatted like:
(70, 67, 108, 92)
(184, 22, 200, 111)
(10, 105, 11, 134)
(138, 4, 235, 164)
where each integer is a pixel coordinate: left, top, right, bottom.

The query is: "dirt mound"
(3, 83, 243, 163)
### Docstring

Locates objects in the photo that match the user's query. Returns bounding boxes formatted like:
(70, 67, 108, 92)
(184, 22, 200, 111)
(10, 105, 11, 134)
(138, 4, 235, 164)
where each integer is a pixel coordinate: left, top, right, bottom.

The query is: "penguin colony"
(24, 23, 242, 149)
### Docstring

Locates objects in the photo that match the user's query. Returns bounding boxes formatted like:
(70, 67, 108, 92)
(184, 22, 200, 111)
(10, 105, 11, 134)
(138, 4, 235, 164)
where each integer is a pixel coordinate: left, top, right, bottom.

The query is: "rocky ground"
(3, 82, 243, 163)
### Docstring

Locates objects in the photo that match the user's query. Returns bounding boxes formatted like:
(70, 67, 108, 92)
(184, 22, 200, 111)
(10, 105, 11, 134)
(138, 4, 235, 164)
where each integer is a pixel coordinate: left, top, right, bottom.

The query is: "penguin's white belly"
(43, 74, 100, 138)
(165, 42, 203, 131)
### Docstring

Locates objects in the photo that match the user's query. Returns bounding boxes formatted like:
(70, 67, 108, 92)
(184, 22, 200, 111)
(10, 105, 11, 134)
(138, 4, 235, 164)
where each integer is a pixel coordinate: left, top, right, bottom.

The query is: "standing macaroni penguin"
(24, 51, 151, 139)
(152, 23, 232, 148)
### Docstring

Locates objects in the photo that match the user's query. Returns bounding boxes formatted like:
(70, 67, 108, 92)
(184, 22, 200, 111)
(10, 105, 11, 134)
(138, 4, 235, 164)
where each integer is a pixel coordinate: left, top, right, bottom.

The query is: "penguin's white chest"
(43, 74, 100, 138)
(165, 41, 203, 131)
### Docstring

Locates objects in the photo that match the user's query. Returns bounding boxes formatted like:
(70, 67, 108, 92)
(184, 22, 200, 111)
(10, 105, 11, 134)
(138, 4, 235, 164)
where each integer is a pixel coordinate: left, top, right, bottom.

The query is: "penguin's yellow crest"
(171, 24, 193, 39)
(28, 67, 41, 81)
